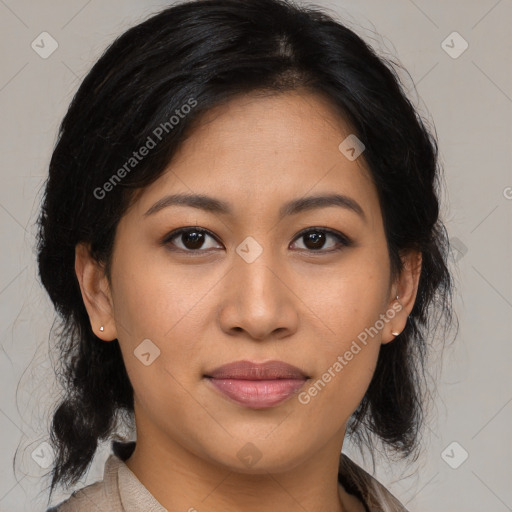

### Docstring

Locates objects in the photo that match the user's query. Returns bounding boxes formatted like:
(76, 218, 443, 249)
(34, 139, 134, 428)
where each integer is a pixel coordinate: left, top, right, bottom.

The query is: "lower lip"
(206, 378, 307, 409)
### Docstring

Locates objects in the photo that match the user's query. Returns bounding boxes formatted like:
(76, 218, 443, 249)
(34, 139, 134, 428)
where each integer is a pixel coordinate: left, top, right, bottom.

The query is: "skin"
(75, 89, 421, 512)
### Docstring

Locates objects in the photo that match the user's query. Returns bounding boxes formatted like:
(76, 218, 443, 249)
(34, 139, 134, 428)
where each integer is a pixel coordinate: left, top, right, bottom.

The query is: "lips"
(204, 360, 309, 409)
(205, 360, 308, 380)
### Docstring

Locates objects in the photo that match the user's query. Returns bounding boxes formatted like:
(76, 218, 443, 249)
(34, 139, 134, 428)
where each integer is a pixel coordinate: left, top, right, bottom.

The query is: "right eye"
(163, 227, 223, 253)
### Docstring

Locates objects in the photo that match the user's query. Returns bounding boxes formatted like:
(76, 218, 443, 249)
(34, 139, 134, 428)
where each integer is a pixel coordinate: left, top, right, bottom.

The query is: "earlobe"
(383, 250, 422, 344)
(380, 294, 404, 344)
(74, 242, 117, 341)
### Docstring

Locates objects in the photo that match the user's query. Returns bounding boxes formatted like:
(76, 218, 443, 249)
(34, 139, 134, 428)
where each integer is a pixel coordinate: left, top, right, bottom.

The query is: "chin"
(202, 438, 310, 475)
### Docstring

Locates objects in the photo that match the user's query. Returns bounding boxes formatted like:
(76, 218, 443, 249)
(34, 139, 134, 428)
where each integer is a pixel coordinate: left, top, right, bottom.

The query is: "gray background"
(0, 0, 511, 511)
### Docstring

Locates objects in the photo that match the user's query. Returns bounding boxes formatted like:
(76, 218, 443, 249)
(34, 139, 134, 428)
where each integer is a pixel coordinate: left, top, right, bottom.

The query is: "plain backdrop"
(0, 1, 511, 511)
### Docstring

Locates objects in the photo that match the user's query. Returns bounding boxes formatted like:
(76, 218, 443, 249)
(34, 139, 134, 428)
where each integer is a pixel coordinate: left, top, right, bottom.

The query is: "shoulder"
(338, 453, 410, 512)
(45, 481, 111, 512)
(45, 455, 123, 512)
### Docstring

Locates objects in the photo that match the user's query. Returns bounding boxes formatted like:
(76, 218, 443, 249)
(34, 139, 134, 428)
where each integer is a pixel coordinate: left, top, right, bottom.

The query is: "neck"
(124, 420, 363, 512)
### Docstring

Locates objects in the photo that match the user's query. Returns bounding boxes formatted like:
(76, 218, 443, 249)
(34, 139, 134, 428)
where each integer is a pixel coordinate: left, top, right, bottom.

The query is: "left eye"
(163, 227, 351, 253)
(290, 228, 351, 252)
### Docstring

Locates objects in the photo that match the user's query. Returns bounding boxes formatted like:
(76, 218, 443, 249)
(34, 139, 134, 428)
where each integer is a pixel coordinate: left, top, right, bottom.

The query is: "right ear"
(74, 242, 118, 341)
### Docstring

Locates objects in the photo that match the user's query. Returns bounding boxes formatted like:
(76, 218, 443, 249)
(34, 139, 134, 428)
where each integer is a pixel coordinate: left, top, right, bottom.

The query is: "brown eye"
(291, 228, 352, 252)
(303, 231, 326, 250)
(180, 230, 206, 250)
(164, 227, 222, 252)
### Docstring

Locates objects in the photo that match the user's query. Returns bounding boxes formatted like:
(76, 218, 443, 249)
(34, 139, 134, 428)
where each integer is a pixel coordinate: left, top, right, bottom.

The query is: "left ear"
(381, 249, 422, 344)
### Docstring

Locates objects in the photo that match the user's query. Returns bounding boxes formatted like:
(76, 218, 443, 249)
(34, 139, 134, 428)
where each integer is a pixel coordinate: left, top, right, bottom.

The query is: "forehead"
(128, 90, 380, 226)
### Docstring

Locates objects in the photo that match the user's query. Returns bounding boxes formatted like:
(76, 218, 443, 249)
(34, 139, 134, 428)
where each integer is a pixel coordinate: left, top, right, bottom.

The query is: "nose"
(218, 249, 299, 342)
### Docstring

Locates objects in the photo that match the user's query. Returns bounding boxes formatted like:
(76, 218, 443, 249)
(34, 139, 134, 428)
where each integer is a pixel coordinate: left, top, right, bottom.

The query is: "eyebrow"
(144, 192, 366, 222)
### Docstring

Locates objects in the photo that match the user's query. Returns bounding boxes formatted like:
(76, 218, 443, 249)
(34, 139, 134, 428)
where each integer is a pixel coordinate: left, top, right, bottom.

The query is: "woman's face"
(81, 90, 415, 473)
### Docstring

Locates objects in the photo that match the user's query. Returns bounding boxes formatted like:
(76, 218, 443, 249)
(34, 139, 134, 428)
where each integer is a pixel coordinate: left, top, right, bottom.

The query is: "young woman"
(37, 0, 454, 510)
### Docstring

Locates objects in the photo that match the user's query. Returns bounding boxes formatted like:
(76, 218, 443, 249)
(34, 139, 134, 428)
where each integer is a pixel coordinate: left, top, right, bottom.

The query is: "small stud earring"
(392, 295, 401, 336)
(99, 326, 104, 332)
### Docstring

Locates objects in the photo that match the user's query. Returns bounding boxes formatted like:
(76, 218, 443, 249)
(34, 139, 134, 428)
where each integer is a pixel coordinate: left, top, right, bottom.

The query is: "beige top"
(46, 441, 409, 512)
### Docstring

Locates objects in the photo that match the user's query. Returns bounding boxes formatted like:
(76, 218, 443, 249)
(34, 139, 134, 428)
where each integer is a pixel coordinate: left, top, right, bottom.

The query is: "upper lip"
(205, 360, 308, 380)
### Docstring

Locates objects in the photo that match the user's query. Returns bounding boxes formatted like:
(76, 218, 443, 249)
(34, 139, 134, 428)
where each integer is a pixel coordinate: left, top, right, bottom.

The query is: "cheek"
(308, 259, 390, 340)
(111, 252, 210, 403)
(296, 254, 388, 410)
(297, 327, 381, 428)
(111, 247, 202, 341)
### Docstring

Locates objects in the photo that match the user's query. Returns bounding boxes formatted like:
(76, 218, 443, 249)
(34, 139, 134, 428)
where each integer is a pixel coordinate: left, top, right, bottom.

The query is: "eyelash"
(162, 226, 353, 255)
